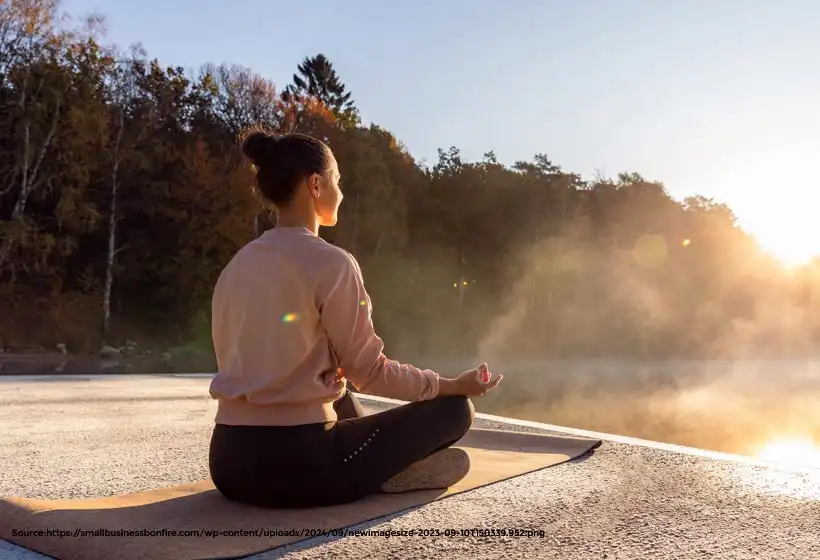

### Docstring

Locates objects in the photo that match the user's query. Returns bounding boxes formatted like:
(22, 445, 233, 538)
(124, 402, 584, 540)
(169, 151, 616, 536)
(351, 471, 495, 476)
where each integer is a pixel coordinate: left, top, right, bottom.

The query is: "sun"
(751, 228, 819, 269)
(755, 437, 820, 469)
(709, 148, 820, 269)
(736, 195, 820, 269)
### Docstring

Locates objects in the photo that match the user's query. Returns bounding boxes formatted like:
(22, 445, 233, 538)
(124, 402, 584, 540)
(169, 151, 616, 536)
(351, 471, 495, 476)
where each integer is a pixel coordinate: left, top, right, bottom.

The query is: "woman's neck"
(276, 210, 319, 236)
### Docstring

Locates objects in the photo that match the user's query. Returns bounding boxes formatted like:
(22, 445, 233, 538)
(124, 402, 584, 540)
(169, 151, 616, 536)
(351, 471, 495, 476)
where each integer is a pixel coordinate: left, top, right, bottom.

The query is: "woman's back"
(210, 225, 351, 426)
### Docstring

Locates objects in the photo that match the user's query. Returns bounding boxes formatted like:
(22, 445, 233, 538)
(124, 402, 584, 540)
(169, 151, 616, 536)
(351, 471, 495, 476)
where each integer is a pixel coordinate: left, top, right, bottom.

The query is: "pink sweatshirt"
(209, 226, 441, 426)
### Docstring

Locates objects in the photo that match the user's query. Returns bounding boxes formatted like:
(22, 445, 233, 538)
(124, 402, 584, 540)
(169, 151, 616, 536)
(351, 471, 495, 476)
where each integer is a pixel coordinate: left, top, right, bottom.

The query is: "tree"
(199, 63, 279, 140)
(2, 3, 818, 363)
(281, 53, 359, 128)
(98, 46, 156, 343)
(0, 0, 66, 275)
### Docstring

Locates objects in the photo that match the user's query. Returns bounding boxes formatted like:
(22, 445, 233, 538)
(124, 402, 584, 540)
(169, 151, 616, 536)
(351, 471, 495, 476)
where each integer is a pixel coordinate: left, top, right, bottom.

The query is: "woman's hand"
(439, 363, 503, 397)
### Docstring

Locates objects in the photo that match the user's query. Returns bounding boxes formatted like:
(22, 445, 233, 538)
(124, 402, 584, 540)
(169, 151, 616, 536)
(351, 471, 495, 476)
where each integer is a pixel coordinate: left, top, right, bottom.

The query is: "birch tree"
(0, 0, 66, 276)
(99, 47, 152, 342)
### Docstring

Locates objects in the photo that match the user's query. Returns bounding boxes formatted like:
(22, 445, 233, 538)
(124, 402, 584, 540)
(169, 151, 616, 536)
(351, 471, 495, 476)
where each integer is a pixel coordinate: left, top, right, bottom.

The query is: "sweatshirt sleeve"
(316, 250, 440, 402)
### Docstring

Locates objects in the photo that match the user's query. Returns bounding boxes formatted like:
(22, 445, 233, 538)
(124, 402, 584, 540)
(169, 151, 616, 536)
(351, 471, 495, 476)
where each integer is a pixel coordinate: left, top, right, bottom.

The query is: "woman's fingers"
(456, 364, 502, 396)
(478, 371, 503, 396)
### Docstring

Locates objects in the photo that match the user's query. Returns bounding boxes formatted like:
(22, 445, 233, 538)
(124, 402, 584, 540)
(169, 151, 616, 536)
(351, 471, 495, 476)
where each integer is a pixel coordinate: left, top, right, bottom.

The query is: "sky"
(60, 0, 820, 264)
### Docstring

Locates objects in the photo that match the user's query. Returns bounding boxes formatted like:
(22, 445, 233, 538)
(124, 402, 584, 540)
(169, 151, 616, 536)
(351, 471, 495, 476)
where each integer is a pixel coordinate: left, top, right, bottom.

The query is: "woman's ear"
(309, 173, 321, 198)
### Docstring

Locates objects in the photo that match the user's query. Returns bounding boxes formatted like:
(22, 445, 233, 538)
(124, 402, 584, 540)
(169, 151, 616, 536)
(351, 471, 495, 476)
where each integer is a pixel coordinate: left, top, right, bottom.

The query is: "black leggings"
(208, 391, 475, 508)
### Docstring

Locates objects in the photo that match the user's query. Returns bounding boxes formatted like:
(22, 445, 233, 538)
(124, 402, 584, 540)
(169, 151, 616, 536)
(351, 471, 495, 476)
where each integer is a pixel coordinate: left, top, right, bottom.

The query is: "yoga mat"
(0, 429, 601, 560)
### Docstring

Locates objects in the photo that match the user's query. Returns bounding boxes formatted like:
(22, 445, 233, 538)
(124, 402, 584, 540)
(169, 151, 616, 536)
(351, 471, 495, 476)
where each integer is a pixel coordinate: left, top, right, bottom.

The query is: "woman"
(208, 131, 503, 509)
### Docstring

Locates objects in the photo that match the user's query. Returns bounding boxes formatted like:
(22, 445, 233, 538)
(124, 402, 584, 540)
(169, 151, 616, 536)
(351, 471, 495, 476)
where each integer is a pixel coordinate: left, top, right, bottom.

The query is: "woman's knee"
(434, 395, 475, 435)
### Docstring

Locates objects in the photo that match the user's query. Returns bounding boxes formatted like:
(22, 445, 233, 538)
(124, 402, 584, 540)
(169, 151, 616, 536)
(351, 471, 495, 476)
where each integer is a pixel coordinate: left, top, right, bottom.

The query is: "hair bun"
(241, 132, 278, 167)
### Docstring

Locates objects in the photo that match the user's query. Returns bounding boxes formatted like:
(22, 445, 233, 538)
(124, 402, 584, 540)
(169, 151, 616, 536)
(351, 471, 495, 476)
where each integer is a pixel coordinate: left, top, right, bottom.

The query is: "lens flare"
(281, 313, 299, 323)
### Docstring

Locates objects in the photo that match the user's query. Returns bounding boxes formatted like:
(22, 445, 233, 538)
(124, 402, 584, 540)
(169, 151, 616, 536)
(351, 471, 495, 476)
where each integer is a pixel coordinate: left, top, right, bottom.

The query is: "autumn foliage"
(2, 0, 819, 363)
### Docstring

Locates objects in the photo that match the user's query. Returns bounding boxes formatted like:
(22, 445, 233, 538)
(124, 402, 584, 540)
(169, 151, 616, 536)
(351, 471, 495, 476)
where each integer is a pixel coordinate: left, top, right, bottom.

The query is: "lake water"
(430, 358, 820, 460)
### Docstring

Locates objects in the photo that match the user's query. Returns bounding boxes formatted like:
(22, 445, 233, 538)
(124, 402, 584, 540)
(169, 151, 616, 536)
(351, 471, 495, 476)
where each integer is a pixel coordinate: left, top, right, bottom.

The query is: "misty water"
(3, 355, 820, 462)
(423, 358, 820, 461)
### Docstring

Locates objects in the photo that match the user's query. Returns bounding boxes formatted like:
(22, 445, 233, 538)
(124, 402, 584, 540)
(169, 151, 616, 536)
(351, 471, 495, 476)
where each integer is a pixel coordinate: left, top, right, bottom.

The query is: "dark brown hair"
(241, 131, 331, 206)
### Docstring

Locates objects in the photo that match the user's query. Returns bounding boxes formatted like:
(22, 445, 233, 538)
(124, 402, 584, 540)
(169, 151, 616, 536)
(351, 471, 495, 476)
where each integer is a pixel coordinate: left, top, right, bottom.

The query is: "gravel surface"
(2, 375, 820, 559)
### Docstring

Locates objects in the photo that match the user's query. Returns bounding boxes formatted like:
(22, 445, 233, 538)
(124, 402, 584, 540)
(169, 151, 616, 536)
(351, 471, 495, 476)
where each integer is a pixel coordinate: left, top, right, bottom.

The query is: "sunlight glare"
(712, 148, 820, 268)
(755, 437, 820, 469)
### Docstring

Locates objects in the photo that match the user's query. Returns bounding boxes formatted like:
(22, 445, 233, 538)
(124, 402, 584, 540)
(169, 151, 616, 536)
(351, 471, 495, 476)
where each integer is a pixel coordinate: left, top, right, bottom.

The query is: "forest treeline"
(2, 0, 820, 364)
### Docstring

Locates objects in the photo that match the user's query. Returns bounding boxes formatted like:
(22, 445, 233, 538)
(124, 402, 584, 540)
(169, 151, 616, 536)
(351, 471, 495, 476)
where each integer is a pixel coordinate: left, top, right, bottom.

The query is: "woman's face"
(314, 153, 343, 227)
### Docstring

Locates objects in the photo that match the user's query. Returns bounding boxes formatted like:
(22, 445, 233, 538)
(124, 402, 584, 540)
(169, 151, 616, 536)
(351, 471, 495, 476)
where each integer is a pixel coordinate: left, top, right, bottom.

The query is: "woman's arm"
(317, 250, 440, 401)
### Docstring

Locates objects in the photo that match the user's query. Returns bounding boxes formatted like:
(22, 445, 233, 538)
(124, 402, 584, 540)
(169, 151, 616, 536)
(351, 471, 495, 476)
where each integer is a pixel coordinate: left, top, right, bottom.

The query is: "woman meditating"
(208, 131, 503, 509)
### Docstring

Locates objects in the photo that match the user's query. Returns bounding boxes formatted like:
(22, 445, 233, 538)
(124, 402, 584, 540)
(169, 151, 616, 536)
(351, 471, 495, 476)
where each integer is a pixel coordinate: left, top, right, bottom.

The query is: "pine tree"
(282, 54, 359, 127)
